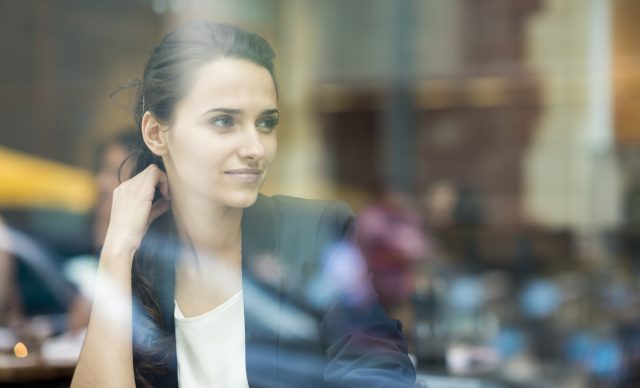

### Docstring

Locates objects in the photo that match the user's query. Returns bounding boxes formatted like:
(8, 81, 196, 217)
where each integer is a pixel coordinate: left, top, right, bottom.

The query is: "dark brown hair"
(126, 20, 276, 387)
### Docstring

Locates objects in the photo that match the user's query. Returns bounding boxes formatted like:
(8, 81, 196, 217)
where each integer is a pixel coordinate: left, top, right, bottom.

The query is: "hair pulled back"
(127, 21, 276, 387)
(131, 20, 276, 176)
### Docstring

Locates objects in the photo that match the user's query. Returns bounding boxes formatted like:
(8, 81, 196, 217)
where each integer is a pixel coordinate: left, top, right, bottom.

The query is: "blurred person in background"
(92, 130, 138, 251)
(62, 130, 138, 330)
(0, 131, 137, 335)
(73, 21, 416, 387)
(357, 186, 429, 353)
(357, 186, 428, 309)
(422, 180, 458, 230)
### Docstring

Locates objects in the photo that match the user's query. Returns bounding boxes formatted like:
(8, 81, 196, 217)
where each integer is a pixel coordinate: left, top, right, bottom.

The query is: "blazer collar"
(241, 193, 279, 271)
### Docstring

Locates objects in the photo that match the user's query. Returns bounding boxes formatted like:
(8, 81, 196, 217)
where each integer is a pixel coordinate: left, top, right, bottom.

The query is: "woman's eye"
(257, 117, 279, 133)
(210, 116, 234, 128)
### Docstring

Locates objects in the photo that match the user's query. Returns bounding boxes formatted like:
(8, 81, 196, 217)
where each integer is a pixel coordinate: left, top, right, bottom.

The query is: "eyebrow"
(203, 108, 280, 116)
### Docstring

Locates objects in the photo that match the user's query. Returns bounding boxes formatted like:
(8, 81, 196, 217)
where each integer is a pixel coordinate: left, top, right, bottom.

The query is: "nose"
(238, 127, 266, 160)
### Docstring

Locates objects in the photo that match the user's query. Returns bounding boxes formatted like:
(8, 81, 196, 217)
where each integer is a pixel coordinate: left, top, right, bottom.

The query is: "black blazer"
(140, 194, 416, 387)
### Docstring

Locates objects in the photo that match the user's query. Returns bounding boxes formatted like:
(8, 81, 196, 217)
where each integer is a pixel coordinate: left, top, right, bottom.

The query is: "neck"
(171, 194, 243, 266)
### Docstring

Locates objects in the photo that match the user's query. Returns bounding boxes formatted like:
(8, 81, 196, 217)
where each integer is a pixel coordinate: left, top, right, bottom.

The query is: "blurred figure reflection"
(64, 130, 137, 330)
(357, 186, 429, 331)
(0, 131, 136, 337)
(92, 131, 138, 250)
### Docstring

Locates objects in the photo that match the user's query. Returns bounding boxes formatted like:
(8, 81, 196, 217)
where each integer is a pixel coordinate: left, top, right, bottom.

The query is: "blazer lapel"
(241, 193, 283, 386)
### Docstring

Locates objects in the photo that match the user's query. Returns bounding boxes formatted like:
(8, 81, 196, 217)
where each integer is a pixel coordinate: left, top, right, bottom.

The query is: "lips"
(224, 168, 263, 175)
(224, 168, 263, 183)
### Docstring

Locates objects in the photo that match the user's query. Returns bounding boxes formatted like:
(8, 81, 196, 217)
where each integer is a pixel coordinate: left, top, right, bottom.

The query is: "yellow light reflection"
(0, 146, 97, 212)
(13, 342, 28, 358)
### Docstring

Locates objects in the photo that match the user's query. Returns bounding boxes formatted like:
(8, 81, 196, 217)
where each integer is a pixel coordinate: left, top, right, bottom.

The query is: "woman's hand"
(72, 166, 169, 388)
(102, 164, 171, 261)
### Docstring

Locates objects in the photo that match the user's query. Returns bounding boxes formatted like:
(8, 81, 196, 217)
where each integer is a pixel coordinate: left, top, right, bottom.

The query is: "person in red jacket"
(357, 188, 428, 315)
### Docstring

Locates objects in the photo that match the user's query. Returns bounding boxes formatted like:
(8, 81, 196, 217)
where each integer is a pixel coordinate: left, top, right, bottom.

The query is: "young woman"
(72, 21, 416, 387)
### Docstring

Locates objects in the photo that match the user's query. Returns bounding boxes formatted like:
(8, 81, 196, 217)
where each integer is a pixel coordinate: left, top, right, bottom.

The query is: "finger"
(142, 163, 161, 177)
(122, 165, 160, 191)
(144, 165, 171, 200)
(148, 198, 172, 225)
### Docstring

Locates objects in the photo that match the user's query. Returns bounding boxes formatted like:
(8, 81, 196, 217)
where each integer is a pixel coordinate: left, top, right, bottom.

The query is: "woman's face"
(161, 57, 278, 209)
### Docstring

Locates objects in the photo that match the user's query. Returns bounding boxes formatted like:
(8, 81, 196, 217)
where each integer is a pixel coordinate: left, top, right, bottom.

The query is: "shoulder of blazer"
(242, 193, 355, 271)
(253, 193, 354, 240)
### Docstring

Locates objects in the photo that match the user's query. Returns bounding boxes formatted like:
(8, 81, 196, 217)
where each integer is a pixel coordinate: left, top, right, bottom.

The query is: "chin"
(222, 190, 260, 208)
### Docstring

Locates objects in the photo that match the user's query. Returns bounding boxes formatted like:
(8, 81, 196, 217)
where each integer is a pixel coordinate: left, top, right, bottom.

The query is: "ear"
(141, 111, 168, 157)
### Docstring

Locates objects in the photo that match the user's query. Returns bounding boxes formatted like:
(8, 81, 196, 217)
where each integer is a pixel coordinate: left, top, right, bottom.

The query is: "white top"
(174, 291, 249, 388)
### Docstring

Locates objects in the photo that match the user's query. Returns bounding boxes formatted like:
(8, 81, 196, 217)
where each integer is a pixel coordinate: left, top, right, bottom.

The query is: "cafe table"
(0, 352, 74, 387)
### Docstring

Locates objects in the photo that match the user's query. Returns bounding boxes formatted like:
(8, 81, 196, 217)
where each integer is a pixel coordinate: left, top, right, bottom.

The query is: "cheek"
(170, 128, 210, 162)
(266, 137, 278, 164)
(169, 133, 232, 183)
